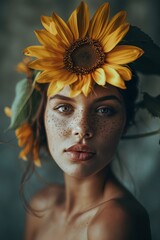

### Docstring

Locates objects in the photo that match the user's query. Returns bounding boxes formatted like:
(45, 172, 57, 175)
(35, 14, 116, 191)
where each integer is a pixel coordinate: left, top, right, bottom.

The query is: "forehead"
(49, 84, 124, 104)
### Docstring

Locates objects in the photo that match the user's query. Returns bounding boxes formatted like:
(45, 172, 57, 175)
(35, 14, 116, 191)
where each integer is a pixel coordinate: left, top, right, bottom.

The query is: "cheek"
(46, 111, 85, 138)
(45, 109, 71, 141)
(95, 116, 125, 151)
(45, 110, 67, 158)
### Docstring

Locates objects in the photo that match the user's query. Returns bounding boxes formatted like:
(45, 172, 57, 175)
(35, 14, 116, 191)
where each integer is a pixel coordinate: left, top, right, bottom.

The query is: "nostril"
(73, 129, 93, 139)
(74, 132, 79, 136)
(84, 132, 92, 138)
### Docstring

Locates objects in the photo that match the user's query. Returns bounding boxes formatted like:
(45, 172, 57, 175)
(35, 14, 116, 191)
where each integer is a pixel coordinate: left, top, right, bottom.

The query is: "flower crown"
(5, 2, 160, 166)
(24, 1, 143, 97)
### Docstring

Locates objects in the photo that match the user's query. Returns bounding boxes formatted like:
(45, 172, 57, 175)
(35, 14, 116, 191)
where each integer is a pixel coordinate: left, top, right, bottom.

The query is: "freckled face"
(44, 85, 126, 178)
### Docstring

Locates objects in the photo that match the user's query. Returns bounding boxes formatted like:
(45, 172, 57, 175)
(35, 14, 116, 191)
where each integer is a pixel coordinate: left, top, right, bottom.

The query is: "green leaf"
(138, 93, 160, 118)
(10, 78, 35, 129)
(124, 26, 160, 75)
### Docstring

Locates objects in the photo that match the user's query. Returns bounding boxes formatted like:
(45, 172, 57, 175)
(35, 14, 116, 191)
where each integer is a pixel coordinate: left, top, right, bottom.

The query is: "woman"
(24, 84, 151, 240)
(6, 2, 154, 239)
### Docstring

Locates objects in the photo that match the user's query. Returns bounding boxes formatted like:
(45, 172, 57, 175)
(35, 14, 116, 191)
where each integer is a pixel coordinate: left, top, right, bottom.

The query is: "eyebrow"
(50, 94, 76, 102)
(94, 95, 122, 104)
(50, 94, 122, 104)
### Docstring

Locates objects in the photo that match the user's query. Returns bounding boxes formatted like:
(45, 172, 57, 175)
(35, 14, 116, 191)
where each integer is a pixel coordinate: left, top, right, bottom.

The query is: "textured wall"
(0, 0, 160, 239)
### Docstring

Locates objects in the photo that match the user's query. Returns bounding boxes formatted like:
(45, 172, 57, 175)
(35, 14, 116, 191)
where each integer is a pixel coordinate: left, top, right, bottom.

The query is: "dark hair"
(31, 85, 48, 154)
(119, 69, 139, 129)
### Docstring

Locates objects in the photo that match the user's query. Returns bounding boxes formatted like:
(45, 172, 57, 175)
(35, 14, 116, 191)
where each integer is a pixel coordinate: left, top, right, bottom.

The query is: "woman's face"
(44, 84, 126, 178)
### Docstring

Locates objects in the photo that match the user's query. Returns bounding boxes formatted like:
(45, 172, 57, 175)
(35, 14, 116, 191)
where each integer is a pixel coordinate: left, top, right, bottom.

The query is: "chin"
(61, 161, 108, 179)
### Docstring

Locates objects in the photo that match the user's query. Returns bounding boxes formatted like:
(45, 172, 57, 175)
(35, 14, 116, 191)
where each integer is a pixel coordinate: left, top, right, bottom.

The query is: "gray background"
(0, 0, 160, 239)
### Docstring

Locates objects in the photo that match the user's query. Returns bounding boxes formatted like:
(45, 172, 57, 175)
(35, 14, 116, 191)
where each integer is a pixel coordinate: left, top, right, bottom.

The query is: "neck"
(63, 167, 110, 219)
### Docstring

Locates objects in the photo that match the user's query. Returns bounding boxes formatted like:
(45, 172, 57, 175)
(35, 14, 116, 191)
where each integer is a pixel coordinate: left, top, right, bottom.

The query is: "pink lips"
(65, 144, 95, 161)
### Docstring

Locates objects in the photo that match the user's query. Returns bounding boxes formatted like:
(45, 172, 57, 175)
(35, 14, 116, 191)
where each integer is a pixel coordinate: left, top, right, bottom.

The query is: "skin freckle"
(44, 85, 126, 178)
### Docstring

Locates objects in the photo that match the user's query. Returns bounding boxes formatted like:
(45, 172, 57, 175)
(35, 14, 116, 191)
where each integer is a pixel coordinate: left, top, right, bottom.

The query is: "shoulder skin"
(88, 197, 152, 240)
(24, 184, 64, 240)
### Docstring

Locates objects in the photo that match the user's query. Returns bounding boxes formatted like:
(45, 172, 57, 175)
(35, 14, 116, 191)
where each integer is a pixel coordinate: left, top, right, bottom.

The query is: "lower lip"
(65, 151, 95, 161)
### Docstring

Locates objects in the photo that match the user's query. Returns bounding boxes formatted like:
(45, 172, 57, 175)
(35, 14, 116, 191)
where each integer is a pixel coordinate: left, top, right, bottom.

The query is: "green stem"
(122, 128, 160, 140)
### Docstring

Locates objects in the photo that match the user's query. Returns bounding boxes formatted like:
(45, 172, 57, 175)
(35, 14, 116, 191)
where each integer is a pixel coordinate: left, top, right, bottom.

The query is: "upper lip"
(65, 144, 95, 153)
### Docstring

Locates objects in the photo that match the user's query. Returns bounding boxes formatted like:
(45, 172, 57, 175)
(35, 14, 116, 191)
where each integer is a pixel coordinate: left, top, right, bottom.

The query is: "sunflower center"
(64, 38, 105, 75)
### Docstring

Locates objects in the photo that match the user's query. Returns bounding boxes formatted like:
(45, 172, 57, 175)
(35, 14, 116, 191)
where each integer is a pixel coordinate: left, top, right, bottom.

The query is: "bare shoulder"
(88, 196, 151, 240)
(29, 183, 64, 211)
(24, 183, 64, 240)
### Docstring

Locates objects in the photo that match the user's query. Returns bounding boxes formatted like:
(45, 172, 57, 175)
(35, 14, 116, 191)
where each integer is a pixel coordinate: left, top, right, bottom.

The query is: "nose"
(72, 112, 94, 140)
(73, 126, 93, 139)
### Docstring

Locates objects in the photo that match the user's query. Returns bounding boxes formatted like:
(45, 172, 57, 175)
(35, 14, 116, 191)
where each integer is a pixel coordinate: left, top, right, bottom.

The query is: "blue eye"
(54, 104, 73, 114)
(96, 106, 115, 116)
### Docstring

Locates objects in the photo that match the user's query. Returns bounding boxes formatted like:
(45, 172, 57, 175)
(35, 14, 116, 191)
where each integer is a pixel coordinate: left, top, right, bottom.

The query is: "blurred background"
(0, 0, 160, 239)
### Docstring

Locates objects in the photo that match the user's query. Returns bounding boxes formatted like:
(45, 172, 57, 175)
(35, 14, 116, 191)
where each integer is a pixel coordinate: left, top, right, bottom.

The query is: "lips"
(65, 144, 95, 161)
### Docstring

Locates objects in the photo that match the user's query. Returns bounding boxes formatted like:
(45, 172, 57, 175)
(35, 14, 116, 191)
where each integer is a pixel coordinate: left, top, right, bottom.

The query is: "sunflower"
(24, 2, 144, 97)
(15, 123, 41, 167)
(4, 106, 41, 167)
(16, 57, 34, 79)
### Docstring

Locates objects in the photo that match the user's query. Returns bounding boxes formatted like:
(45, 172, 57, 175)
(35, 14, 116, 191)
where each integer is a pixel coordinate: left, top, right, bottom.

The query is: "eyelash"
(53, 104, 116, 117)
(53, 104, 73, 114)
(96, 106, 116, 116)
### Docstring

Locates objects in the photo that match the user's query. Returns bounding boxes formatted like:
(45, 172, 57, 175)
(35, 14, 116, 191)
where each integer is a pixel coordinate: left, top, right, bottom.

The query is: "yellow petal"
(28, 57, 64, 70)
(41, 16, 57, 35)
(16, 62, 27, 73)
(23, 44, 65, 56)
(101, 10, 127, 39)
(18, 137, 28, 147)
(68, 2, 89, 39)
(47, 81, 64, 97)
(52, 12, 73, 46)
(82, 74, 92, 96)
(106, 64, 132, 80)
(16, 123, 32, 136)
(17, 134, 32, 147)
(34, 30, 58, 48)
(92, 68, 106, 86)
(57, 71, 78, 88)
(41, 15, 52, 28)
(102, 23, 129, 52)
(36, 70, 62, 83)
(75, 1, 89, 38)
(69, 76, 85, 97)
(16, 57, 31, 74)
(19, 150, 28, 160)
(17, 128, 32, 139)
(19, 140, 33, 160)
(20, 155, 28, 161)
(33, 145, 41, 167)
(4, 107, 12, 117)
(103, 65, 126, 89)
(106, 45, 144, 64)
(67, 8, 79, 40)
(24, 46, 56, 58)
(33, 158, 41, 167)
(88, 3, 110, 39)
(69, 89, 81, 98)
